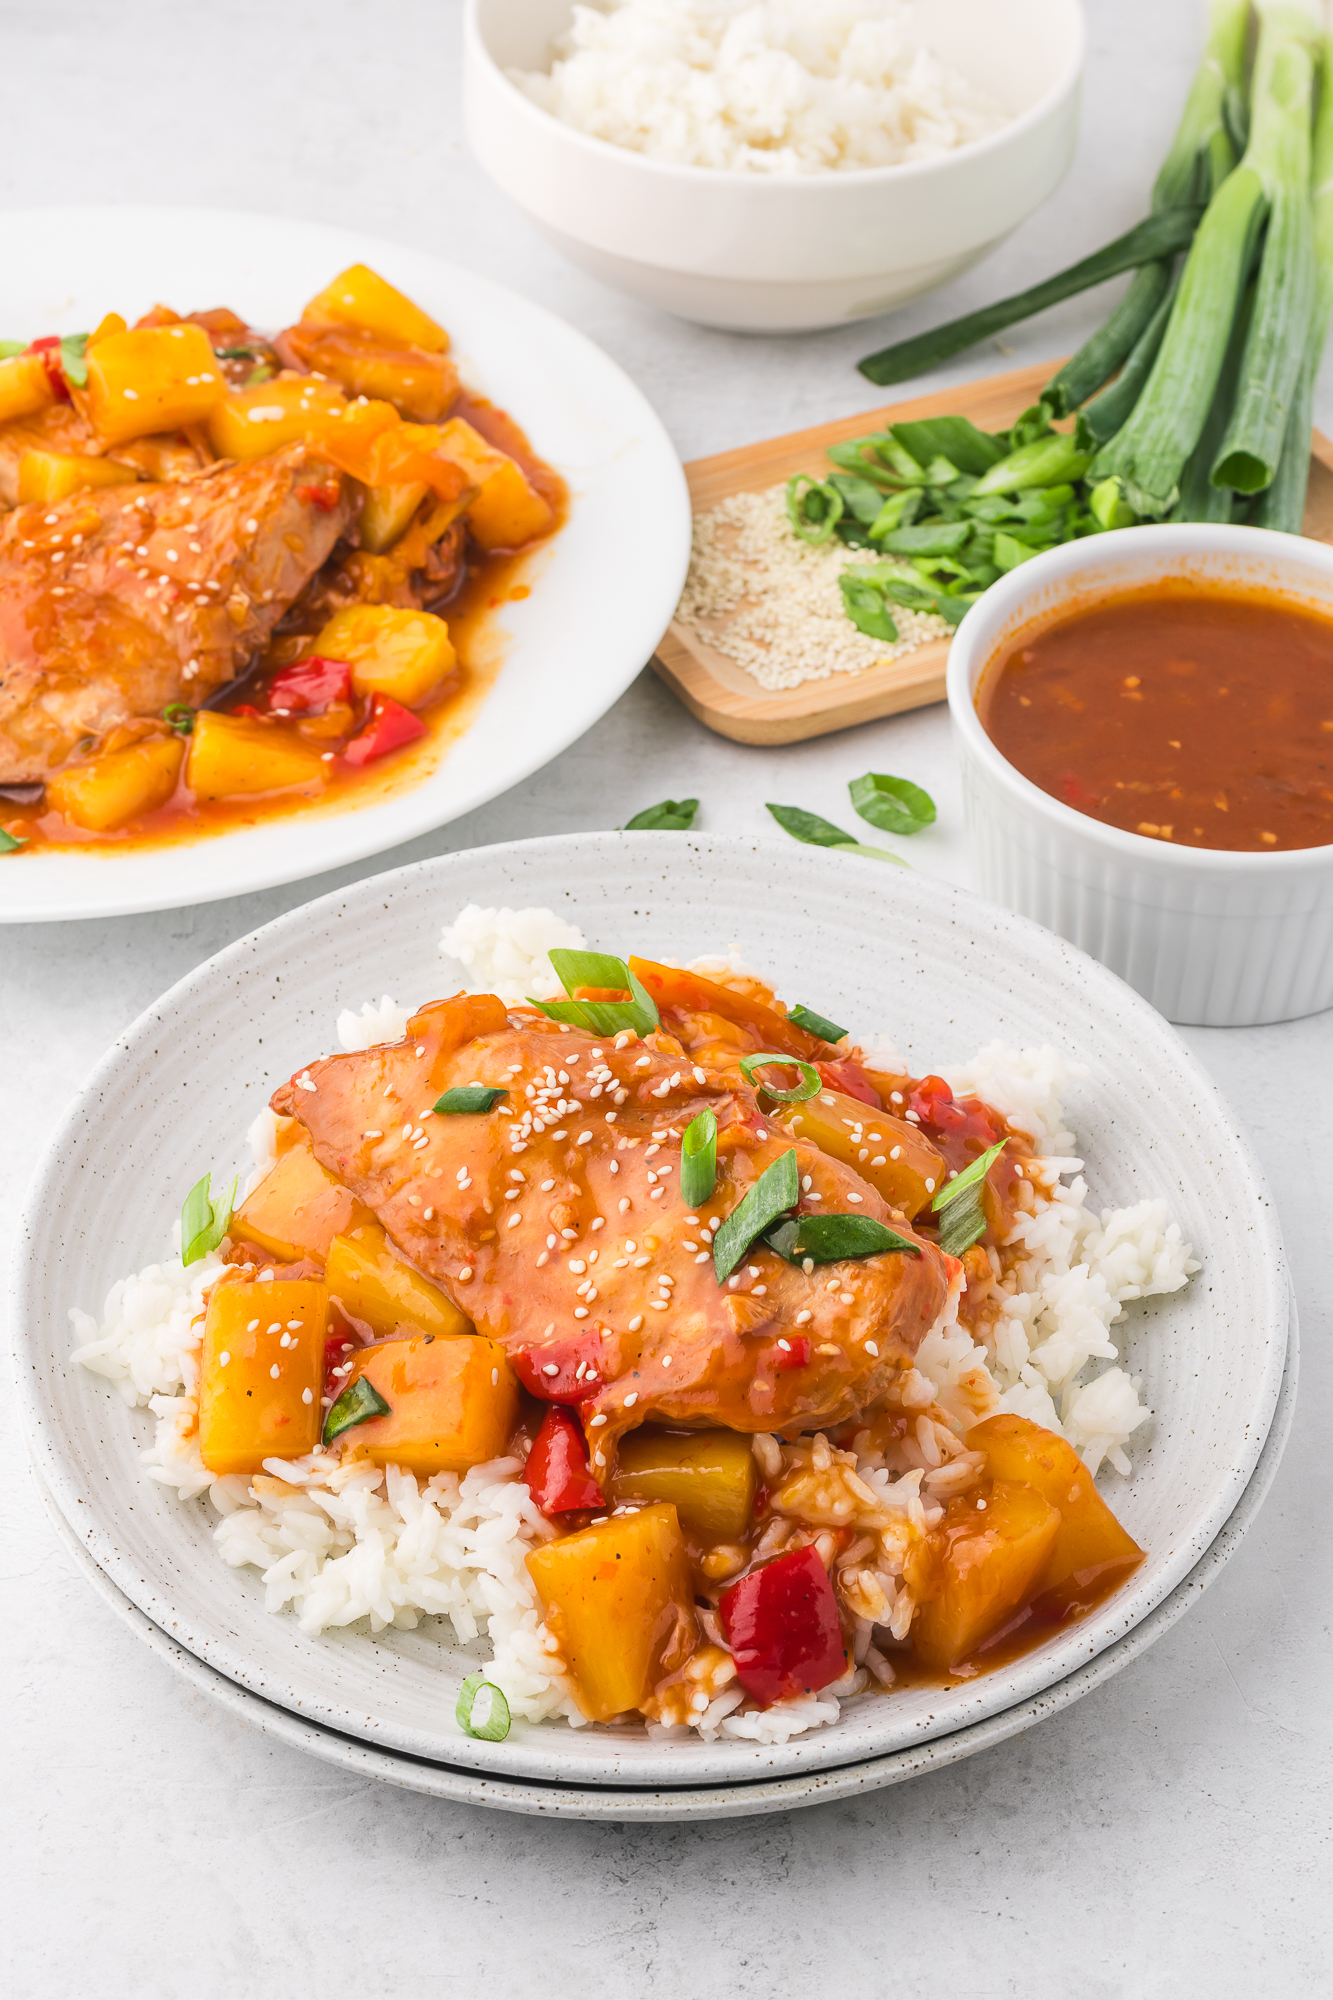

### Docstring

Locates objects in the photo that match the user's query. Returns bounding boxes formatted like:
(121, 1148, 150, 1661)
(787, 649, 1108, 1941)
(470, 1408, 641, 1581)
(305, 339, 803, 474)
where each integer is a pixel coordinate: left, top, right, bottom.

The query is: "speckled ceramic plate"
(13, 833, 1290, 1787)
(28, 1297, 1297, 1819)
(0, 207, 689, 923)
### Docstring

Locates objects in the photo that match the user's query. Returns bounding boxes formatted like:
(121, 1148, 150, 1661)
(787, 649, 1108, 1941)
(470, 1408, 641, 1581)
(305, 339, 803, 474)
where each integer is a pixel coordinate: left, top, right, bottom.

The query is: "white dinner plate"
(28, 1296, 1296, 1820)
(14, 833, 1290, 1787)
(0, 208, 689, 922)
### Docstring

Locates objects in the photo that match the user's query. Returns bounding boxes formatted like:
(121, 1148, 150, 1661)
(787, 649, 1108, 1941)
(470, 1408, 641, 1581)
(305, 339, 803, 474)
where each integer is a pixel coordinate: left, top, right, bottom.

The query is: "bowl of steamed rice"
(18, 835, 1288, 1782)
(464, 0, 1085, 332)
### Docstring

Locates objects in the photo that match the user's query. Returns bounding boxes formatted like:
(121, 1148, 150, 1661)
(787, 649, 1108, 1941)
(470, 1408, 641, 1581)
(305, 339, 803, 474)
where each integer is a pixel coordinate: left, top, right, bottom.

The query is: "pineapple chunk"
(435, 417, 554, 549)
(207, 375, 347, 461)
(86, 324, 227, 445)
(610, 1426, 757, 1539)
(285, 324, 457, 423)
(775, 1088, 945, 1220)
(17, 448, 139, 506)
(47, 735, 184, 832)
(968, 1415, 1144, 1599)
(324, 1220, 471, 1341)
(303, 264, 449, 354)
(342, 1333, 517, 1475)
(186, 712, 329, 801)
(911, 1480, 1060, 1670)
(0, 351, 54, 424)
(232, 1131, 368, 1263)
(526, 1504, 698, 1721)
(358, 479, 429, 553)
(198, 1277, 327, 1474)
(313, 603, 455, 708)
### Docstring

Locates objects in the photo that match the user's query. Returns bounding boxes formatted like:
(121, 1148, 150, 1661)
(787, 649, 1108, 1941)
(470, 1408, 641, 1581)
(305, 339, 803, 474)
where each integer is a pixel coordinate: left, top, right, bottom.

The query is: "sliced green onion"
(181, 1171, 238, 1267)
(433, 1086, 508, 1114)
(680, 1107, 718, 1208)
(765, 802, 906, 866)
(713, 1150, 800, 1281)
(162, 703, 195, 735)
(827, 473, 889, 524)
(786, 474, 844, 545)
(0, 828, 27, 854)
(931, 1138, 1008, 1258)
(243, 363, 275, 386)
(622, 797, 698, 830)
(0, 339, 25, 359)
(856, 208, 1202, 388)
(214, 344, 258, 360)
(534, 949, 660, 1038)
(867, 488, 922, 539)
(766, 1213, 922, 1265)
(971, 434, 1093, 498)
(849, 772, 936, 838)
(58, 332, 89, 387)
(323, 1374, 391, 1446)
(873, 521, 973, 558)
(787, 1004, 847, 1043)
(890, 417, 1007, 477)
(456, 1674, 512, 1742)
(839, 572, 898, 643)
(738, 1053, 821, 1103)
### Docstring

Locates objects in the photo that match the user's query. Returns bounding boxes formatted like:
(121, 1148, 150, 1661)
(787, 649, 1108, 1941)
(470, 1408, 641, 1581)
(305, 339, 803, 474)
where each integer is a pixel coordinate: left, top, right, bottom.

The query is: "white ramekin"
(463, 0, 1084, 334)
(947, 524, 1333, 1028)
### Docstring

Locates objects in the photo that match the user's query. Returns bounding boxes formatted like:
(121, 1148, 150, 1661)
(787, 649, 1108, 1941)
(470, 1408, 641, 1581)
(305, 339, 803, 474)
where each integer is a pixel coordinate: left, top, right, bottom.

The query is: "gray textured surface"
(2, 2, 1331, 1994)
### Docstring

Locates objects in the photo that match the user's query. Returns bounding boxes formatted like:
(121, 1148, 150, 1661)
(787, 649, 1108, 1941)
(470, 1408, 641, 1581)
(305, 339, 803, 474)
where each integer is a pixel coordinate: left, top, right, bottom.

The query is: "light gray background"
(3, 2, 1330, 1995)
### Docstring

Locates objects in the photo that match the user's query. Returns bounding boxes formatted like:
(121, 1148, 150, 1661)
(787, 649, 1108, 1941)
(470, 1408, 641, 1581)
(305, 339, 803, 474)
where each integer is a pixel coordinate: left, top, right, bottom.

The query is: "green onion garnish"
(680, 1107, 718, 1208)
(322, 1374, 391, 1446)
(0, 339, 25, 359)
(531, 949, 660, 1039)
(765, 802, 907, 866)
(0, 828, 27, 854)
(713, 1149, 799, 1281)
(162, 703, 195, 735)
(58, 332, 89, 387)
(932, 1138, 1008, 1258)
(849, 772, 937, 838)
(214, 344, 258, 360)
(181, 1171, 238, 1267)
(786, 1004, 847, 1044)
(433, 1086, 508, 1114)
(622, 797, 699, 830)
(786, 473, 844, 545)
(456, 1673, 512, 1742)
(243, 363, 275, 386)
(738, 1052, 821, 1103)
(765, 1213, 921, 1265)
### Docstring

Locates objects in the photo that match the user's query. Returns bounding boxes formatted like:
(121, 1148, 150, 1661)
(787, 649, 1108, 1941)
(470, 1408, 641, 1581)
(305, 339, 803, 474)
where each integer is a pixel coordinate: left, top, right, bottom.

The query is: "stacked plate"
(14, 835, 1293, 1818)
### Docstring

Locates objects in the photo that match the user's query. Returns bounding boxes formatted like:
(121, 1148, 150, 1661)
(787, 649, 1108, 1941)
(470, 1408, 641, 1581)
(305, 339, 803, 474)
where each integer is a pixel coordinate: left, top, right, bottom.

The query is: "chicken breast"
(0, 441, 353, 781)
(270, 994, 953, 1473)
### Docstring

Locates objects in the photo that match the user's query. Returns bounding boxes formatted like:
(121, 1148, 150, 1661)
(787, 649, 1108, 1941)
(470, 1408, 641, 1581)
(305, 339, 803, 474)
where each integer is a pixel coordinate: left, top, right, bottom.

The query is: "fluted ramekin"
(947, 524, 1333, 1027)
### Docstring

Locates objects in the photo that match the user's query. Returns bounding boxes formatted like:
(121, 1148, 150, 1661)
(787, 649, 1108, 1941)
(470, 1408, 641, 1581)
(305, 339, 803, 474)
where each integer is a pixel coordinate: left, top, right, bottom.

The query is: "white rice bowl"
(71, 904, 1197, 1747)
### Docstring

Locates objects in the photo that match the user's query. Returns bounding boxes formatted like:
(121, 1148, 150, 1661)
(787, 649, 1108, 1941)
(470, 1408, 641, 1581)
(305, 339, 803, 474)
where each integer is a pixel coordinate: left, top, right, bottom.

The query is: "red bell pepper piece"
(267, 654, 353, 714)
(817, 1059, 882, 1108)
(511, 1332, 607, 1403)
(343, 695, 428, 767)
(720, 1544, 846, 1708)
(26, 335, 72, 403)
(770, 1335, 810, 1371)
(909, 1075, 1006, 1152)
(523, 1407, 603, 1514)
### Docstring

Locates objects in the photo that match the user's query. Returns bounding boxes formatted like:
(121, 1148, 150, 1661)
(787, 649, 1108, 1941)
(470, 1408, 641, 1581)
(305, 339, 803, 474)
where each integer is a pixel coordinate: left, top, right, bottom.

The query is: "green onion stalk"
(1093, 0, 1323, 515)
(1257, 21, 1333, 530)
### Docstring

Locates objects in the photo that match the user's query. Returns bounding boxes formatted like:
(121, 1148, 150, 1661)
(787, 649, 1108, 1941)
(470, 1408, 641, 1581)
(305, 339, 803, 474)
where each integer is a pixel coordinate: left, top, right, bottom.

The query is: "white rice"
(511, 0, 1008, 175)
(71, 908, 1198, 1745)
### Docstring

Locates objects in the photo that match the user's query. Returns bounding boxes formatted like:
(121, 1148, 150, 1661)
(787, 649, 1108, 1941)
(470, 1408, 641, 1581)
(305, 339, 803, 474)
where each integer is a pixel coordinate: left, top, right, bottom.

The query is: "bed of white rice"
(71, 905, 1196, 1745)
(510, 0, 1008, 175)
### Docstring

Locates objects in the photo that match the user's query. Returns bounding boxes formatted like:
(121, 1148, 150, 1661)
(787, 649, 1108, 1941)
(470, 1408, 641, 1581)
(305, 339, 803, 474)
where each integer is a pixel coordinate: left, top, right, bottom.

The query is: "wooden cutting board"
(653, 359, 1333, 746)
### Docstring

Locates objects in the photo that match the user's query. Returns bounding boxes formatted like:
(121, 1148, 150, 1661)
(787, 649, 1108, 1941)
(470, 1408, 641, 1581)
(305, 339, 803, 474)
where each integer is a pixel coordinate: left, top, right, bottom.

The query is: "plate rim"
(28, 1289, 1297, 1821)
(12, 831, 1291, 1783)
(0, 205, 691, 923)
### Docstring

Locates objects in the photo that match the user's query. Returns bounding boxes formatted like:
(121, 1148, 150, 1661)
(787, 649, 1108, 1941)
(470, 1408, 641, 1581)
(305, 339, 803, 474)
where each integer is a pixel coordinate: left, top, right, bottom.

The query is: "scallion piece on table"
(931, 1139, 1008, 1259)
(433, 1086, 509, 1114)
(532, 949, 660, 1038)
(456, 1674, 512, 1742)
(322, 1374, 391, 1446)
(855, 208, 1202, 387)
(765, 802, 907, 866)
(765, 1214, 922, 1265)
(713, 1149, 800, 1281)
(622, 798, 699, 830)
(849, 773, 937, 838)
(738, 1052, 822, 1103)
(180, 1171, 237, 1267)
(786, 1004, 848, 1043)
(680, 1107, 718, 1209)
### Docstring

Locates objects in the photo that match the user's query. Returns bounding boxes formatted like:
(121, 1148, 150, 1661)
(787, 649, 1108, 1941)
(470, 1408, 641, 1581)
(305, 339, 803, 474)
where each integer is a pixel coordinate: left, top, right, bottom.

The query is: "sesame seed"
(839, 1291, 854, 1304)
(542, 1363, 560, 1377)
(795, 1310, 812, 1325)
(492, 1368, 500, 1387)
(624, 1391, 639, 1407)
(633, 1255, 651, 1268)
(458, 1266, 473, 1281)
(507, 1213, 522, 1228)
(269, 1364, 280, 1379)
(591, 1414, 608, 1426)
(561, 1227, 578, 1240)
(628, 1314, 644, 1332)
(865, 1341, 879, 1357)
(247, 1319, 260, 1332)
(848, 1192, 863, 1203)
(890, 1146, 901, 1160)
(574, 1307, 589, 1318)
(569, 1259, 587, 1274)
(619, 1198, 630, 1213)
(219, 1351, 231, 1367)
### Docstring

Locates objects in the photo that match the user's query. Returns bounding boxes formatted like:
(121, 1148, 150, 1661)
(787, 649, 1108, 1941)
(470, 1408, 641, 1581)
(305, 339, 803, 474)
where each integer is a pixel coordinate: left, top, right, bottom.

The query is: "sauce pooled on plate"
(980, 582, 1333, 852)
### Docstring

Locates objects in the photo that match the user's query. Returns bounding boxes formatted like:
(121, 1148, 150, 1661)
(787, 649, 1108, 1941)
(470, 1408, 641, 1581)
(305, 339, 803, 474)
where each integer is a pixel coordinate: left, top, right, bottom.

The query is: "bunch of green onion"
(812, 1, 1333, 641)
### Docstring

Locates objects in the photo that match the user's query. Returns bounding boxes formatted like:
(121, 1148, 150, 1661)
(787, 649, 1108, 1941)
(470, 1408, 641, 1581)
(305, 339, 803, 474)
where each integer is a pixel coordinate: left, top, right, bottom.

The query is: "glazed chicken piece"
(0, 441, 353, 781)
(270, 995, 954, 1474)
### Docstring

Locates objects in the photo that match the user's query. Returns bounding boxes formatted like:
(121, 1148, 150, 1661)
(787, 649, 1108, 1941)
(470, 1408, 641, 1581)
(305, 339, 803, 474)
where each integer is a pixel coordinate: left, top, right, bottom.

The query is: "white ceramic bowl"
(463, 0, 1085, 333)
(16, 833, 1288, 1789)
(947, 524, 1333, 1028)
